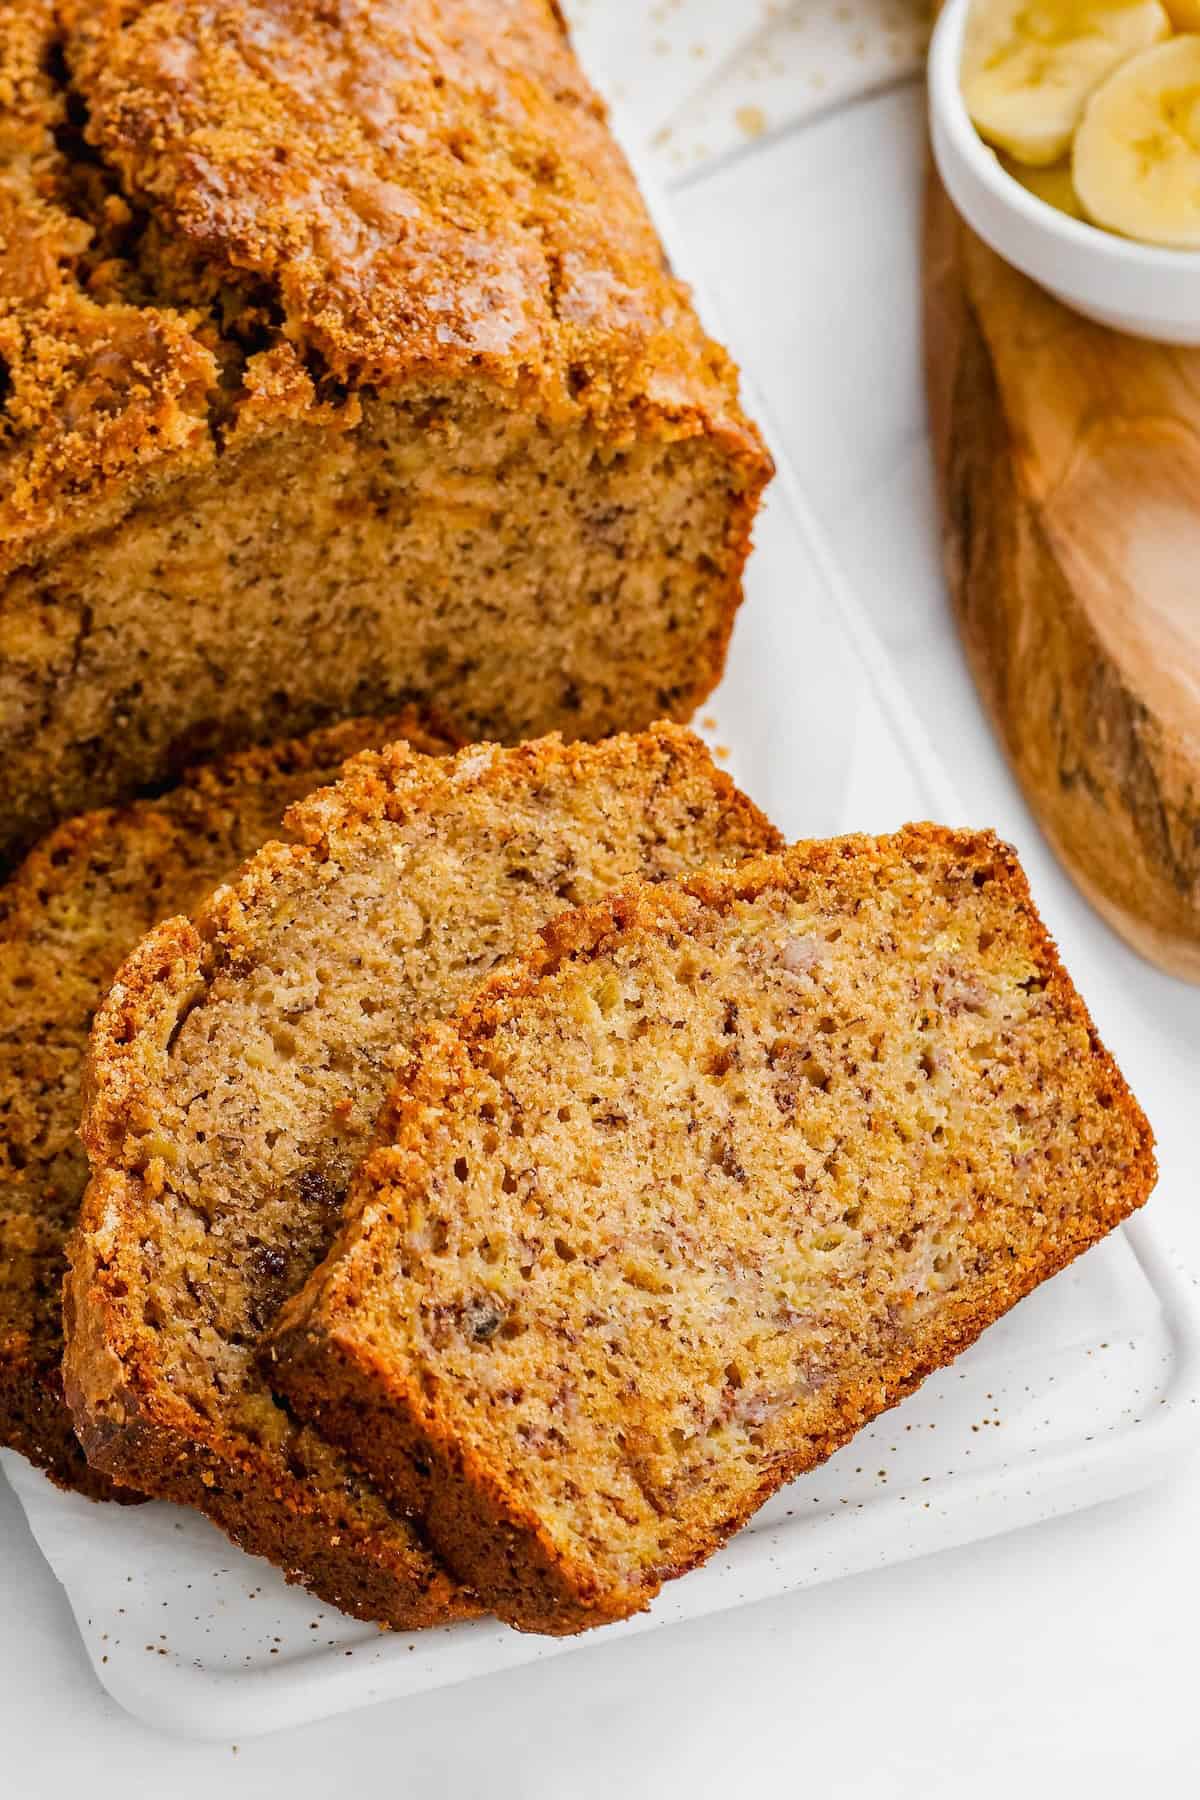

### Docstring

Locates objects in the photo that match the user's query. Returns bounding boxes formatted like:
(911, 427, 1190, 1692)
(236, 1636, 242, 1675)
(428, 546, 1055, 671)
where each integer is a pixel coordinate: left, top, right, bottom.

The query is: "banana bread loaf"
(63, 726, 780, 1623)
(1, 709, 452, 1500)
(0, 0, 770, 865)
(266, 828, 1155, 1634)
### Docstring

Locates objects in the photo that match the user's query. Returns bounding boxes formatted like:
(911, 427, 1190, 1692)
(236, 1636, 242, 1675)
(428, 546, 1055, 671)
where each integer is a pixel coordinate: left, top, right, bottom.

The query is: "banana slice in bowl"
(999, 151, 1087, 216)
(962, 0, 1171, 165)
(930, 0, 1200, 341)
(1074, 35, 1200, 245)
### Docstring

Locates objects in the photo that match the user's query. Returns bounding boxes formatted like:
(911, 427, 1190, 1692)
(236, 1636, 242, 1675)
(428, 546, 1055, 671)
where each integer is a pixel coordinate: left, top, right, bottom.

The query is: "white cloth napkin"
(563, 1, 932, 179)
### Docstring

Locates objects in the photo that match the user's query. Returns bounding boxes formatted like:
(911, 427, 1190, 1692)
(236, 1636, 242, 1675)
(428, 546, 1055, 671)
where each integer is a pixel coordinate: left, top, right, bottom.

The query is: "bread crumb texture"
(268, 827, 1155, 1634)
(0, 709, 451, 1498)
(62, 725, 779, 1625)
(0, 0, 770, 861)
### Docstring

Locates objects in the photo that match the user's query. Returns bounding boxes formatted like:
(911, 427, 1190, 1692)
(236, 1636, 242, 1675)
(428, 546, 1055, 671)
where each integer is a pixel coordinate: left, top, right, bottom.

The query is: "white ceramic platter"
(6, 80, 1200, 1746)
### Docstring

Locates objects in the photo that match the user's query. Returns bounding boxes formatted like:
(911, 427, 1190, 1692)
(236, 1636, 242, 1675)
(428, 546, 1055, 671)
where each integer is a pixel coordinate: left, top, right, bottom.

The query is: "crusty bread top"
(0, 0, 767, 574)
(266, 826, 1155, 1630)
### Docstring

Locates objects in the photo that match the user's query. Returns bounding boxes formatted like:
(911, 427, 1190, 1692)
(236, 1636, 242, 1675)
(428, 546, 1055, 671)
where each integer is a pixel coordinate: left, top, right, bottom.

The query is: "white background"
(3, 81, 1198, 1797)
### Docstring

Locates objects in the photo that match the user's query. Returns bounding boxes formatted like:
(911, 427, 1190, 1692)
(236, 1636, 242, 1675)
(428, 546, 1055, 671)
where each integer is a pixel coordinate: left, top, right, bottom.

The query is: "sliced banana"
(962, 0, 1172, 166)
(999, 150, 1087, 214)
(1164, 0, 1200, 27)
(1073, 35, 1200, 246)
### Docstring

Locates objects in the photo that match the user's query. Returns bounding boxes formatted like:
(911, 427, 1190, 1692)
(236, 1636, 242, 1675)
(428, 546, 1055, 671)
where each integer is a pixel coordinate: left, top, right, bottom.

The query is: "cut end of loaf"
(1, 397, 769, 861)
(267, 826, 1155, 1633)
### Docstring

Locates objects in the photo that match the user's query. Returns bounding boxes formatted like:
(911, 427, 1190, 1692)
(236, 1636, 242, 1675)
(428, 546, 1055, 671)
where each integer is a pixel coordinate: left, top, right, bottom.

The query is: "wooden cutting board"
(924, 169, 1200, 984)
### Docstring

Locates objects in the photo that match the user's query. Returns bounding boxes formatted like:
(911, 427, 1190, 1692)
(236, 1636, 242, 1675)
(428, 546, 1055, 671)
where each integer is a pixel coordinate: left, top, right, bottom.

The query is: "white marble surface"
(4, 82, 1199, 1797)
(568, 0, 932, 174)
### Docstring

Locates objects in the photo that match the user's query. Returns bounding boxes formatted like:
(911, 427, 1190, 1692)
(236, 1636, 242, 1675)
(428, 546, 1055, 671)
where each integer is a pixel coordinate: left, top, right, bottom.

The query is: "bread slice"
(0, 710, 453, 1503)
(63, 727, 780, 1622)
(265, 828, 1156, 1635)
(0, 0, 769, 864)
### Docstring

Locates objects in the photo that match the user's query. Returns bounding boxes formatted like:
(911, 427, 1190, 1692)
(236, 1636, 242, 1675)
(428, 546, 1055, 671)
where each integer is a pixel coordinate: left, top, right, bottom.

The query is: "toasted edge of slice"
(64, 1160, 474, 1629)
(63, 725, 781, 1626)
(265, 827, 1156, 1634)
(0, 707, 456, 1503)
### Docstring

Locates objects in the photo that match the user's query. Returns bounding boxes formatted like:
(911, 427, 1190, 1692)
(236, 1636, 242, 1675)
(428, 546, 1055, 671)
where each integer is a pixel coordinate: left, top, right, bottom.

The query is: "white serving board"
(7, 77, 1200, 1746)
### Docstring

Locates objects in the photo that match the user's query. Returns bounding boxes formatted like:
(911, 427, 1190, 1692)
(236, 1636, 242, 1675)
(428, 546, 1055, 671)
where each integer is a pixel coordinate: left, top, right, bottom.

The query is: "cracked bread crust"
(63, 725, 780, 1625)
(3, 0, 760, 565)
(62, 0, 748, 407)
(0, 0, 219, 577)
(0, 2, 771, 861)
(265, 828, 1156, 1634)
(0, 707, 454, 1501)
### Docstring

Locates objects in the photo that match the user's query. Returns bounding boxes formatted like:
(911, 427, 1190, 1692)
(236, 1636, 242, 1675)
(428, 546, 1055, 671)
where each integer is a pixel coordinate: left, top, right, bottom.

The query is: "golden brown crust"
(64, 724, 779, 1621)
(62, 0, 751, 405)
(0, 1, 219, 576)
(281, 718, 775, 850)
(0, 0, 769, 574)
(0, 706, 454, 1500)
(61, 1158, 473, 1626)
(0, 2, 770, 866)
(267, 825, 1155, 1633)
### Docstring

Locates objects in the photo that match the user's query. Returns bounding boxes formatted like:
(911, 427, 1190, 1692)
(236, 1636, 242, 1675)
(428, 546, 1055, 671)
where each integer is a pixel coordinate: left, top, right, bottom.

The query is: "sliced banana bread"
(266, 828, 1155, 1635)
(63, 727, 780, 1622)
(0, 0, 769, 864)
(0, 709, 452, 1502)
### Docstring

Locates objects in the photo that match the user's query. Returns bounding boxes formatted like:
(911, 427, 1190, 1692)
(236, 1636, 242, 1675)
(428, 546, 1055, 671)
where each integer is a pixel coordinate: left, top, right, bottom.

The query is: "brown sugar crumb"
(63, 725, 779, 1626)
(267, 826, 1155, 1634)
(0, 707, 452, 1500)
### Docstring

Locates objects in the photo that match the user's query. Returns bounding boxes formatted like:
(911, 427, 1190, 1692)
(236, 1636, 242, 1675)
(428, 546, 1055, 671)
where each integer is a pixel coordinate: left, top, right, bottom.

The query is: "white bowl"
(929, 0, 1200, 344)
